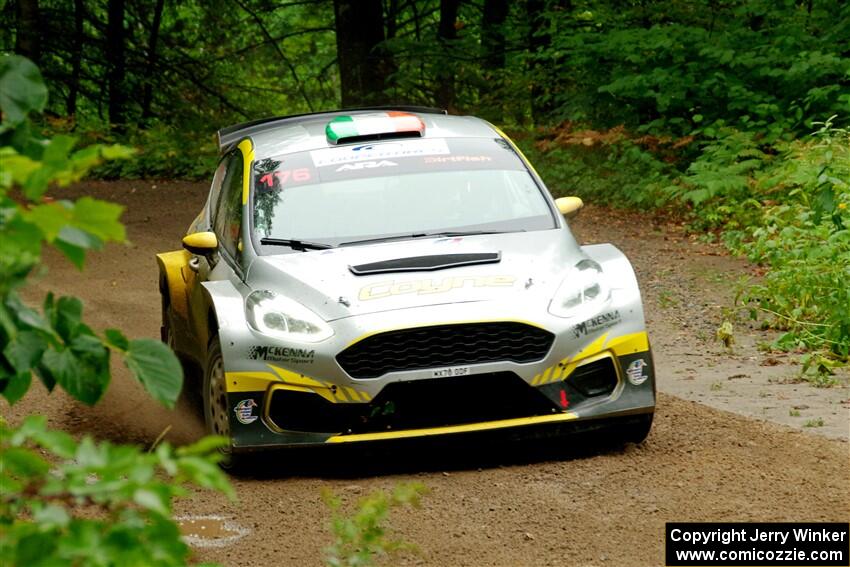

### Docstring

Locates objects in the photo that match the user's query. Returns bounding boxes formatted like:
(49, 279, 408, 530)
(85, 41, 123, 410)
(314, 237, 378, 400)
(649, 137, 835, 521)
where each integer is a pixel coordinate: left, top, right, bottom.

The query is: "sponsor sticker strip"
(310, 138, 450, 168)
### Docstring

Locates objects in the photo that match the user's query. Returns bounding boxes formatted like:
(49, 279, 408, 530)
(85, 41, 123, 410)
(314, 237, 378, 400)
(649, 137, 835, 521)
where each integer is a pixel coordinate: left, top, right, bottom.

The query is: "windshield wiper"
(260, 237, 334, 251)
(340, 230, 508, 247)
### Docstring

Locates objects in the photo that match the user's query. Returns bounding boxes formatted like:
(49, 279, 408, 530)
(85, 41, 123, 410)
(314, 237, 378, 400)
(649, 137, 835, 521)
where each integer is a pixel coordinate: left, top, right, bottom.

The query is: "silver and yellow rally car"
(156, 107, 655, 464)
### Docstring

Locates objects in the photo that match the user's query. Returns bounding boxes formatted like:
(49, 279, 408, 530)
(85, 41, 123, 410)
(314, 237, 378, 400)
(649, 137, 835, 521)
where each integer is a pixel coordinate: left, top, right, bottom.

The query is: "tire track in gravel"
(4, 180, 847, 567)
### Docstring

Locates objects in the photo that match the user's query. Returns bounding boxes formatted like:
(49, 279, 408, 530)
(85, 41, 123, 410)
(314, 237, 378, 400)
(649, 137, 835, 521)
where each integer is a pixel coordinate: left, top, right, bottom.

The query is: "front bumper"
(218, 297, 656, 450)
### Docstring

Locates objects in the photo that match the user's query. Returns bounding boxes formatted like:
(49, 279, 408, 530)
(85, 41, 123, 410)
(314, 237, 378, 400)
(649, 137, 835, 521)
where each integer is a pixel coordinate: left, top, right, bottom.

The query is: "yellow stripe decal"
(228, 365, 371, 403)
(238, 138, 255, 205)
(606, 332, 650, 356)
(326, 412, 579, 443)
(226, 371, 279, 393)
(532, 331, 650, 387)
(491, 125, 542, 179)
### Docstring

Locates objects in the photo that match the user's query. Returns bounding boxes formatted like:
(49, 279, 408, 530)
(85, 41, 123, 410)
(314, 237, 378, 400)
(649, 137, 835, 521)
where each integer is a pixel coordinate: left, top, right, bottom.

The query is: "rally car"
(156, 106, 655, 465)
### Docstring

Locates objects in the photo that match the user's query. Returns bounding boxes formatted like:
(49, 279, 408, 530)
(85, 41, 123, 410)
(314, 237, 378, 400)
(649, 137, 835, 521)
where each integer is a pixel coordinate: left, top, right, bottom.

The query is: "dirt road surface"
(6, 180, 849, 566)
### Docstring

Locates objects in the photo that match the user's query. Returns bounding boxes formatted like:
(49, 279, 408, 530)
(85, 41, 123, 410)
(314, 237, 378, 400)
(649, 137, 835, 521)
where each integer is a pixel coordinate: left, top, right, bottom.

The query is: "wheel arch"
(200, 279, 248, 367)
(156, 250, 191, 320)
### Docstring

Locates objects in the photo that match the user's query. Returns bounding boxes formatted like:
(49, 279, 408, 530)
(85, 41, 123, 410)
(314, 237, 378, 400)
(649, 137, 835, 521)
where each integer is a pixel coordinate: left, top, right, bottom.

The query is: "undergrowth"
(521, 117, 850, 372)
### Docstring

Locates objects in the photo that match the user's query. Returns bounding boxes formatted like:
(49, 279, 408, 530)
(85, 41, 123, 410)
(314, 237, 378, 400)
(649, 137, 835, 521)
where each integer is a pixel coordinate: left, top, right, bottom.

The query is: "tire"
(624, 412, 654, 444)
(203, 335, 241, 470)
(159, 276, 171, 345)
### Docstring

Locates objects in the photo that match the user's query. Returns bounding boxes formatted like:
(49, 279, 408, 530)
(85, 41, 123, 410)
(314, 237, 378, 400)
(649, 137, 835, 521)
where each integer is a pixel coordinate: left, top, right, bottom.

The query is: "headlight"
(548, 259, 611, 318)
(246, 290, 333, 342)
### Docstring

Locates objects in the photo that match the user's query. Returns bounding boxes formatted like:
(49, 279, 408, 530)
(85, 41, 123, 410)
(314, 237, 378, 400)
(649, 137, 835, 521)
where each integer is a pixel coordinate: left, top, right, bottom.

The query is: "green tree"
(0, 54, 232, 566)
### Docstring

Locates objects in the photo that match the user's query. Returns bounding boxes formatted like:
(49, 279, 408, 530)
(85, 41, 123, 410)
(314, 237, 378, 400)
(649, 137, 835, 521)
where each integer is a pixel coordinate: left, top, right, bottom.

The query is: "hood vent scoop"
(349, 252, 501, 275)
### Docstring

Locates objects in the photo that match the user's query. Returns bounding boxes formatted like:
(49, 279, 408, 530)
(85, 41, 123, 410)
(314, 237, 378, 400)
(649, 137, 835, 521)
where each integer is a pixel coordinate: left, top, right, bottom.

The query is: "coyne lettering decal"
(359, 275, 516, 301)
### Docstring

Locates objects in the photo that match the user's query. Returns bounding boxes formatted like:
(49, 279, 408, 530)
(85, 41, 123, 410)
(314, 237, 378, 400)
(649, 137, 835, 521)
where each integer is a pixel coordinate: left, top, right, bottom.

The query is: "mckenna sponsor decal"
(234, 399, 258, 425)
(572, 311, 621, 338)
(626, 358, 649, 385)
(248, 346, 315, 363)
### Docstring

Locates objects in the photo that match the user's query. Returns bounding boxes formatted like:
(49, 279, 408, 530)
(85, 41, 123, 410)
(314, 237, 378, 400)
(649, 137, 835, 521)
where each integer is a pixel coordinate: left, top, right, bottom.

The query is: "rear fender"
(156, 250, 196, 358)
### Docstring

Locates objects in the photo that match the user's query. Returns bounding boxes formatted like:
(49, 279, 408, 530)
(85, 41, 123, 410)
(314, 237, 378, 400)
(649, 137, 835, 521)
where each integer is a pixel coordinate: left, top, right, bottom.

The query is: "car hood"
(245, 229, 583, 321)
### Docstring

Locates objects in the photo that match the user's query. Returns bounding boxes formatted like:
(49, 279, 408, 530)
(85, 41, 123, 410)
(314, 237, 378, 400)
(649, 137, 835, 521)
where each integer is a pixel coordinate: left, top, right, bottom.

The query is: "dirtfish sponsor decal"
(248, 346, 315, 364)
(359, 275, 516, 301)
(234, 399, 258, 424)
(626, 358, 649, 385)
(572, 310, 621, 338)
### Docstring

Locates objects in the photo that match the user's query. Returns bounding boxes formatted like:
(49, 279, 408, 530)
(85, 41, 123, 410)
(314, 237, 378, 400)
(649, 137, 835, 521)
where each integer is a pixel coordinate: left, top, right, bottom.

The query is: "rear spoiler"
(217, 106, 447, 154)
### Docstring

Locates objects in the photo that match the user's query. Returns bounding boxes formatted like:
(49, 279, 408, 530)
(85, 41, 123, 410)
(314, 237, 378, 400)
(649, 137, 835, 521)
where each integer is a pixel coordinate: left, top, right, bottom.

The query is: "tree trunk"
(15, 0, 41, 63)
(480, 0, 508, 120)
(67, 0, 84, 118)
(526, 0, 551, 122)
(481, 0, 508, 71)
(436, 0, 460, 111)
(106, 0, 127, 130)
(333, 0, 390, 107)
(141, 0, 165, 121)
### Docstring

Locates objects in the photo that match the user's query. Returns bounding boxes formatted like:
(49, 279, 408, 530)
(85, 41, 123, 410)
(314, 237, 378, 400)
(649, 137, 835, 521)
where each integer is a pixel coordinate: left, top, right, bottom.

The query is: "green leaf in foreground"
(0, 55, 48, 126)
(123, 339, 183, 408)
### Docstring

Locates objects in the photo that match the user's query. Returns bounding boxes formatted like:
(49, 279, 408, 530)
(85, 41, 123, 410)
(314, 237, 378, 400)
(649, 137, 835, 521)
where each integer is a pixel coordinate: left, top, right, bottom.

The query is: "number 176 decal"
(258, 168, 312, 187)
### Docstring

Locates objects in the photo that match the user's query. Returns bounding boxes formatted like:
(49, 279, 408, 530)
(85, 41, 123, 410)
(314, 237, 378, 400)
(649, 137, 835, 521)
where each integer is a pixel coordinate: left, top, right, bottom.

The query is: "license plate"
(432, 366, 471, 378)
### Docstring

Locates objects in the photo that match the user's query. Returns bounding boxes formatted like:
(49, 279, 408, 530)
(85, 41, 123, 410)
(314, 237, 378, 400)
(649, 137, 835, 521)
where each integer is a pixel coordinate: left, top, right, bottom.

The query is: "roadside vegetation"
(2, 0, 848, 564)
(4, 0, 845, 372)
(0, 55, 233, 565)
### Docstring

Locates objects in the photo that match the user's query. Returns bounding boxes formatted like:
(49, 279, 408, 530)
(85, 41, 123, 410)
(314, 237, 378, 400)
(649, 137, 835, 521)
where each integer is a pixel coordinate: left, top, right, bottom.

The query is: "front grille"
(336, 322, 555, 379)
(266, 372, 560, 434)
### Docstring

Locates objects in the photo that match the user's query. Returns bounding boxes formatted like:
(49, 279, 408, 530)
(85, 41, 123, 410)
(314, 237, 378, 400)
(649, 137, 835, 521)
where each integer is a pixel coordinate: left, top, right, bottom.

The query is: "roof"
(218, 108, 500, 160)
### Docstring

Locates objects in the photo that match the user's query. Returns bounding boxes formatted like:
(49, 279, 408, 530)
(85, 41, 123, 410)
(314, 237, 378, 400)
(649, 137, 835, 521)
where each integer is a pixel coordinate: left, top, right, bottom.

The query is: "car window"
(206, 158, 228, 224)
(213, 150, 244, 262)
(251, 137, 556, 248)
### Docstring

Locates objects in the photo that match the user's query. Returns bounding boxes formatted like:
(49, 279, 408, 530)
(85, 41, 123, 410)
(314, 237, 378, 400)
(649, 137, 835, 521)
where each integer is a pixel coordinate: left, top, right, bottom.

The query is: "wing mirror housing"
(182, 231, 218, 256)
(555, 196, 584, 219)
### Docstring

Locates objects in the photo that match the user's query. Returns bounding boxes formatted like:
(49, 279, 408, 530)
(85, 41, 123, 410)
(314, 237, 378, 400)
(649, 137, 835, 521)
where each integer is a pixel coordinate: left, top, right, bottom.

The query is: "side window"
(213, 150, 244, 263)
(206, 159, 228, 225)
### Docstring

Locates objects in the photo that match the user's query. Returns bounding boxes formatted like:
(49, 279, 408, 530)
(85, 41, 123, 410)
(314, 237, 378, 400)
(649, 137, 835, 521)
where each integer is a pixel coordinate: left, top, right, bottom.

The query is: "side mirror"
(182, 231, 218, 256)
(555, 196, 584, 219)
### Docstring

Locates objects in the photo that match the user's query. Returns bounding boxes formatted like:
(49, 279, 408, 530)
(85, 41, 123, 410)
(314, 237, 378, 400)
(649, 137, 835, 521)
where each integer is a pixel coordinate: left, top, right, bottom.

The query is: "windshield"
(251, 137, 556, 250)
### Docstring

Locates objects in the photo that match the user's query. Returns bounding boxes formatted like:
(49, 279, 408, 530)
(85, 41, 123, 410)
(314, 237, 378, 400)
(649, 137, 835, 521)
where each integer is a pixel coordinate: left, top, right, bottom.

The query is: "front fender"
(201, 279, 249, 362)
(581, 243, 646, 325)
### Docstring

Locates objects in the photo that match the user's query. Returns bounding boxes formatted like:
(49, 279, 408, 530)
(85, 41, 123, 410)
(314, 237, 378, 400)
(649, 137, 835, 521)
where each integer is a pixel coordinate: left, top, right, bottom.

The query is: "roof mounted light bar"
(217, 106, 446, 154)
(325, 112, 425, 145)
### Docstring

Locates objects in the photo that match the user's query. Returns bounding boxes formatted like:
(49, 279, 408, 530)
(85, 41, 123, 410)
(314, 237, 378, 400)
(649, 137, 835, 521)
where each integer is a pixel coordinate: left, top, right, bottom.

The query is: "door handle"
(188, 256, 201, 273)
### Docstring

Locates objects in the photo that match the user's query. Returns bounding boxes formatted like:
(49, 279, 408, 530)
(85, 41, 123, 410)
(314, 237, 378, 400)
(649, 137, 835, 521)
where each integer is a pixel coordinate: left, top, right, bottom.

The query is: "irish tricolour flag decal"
(325, 112, 425, 144)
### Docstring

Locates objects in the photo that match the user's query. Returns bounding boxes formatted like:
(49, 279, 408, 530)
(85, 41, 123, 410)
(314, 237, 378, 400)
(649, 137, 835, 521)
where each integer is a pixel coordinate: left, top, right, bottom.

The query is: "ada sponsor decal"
(248, 346, 315, 364)
(335, 160, 397, 172)
(626, 358, 649, 385)
(310, 138, 450, 167)
(234, 399, 258, 424)
(572, 310, 621, 338)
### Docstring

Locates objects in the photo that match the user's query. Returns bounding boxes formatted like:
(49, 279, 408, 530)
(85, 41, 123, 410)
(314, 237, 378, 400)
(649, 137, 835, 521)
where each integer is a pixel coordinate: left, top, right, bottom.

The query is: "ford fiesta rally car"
(156, 107, 655, 464)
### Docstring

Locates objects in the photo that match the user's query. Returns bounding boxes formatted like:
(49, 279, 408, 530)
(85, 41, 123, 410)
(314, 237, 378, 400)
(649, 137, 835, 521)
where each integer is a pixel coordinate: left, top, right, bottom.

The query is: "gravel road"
(6, 180, 848, 566)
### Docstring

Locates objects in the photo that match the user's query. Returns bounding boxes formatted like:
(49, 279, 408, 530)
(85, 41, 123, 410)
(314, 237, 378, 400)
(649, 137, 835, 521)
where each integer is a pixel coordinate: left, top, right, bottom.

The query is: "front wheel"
(203, 336, 241, 469)
(624, 412, 653, 444)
